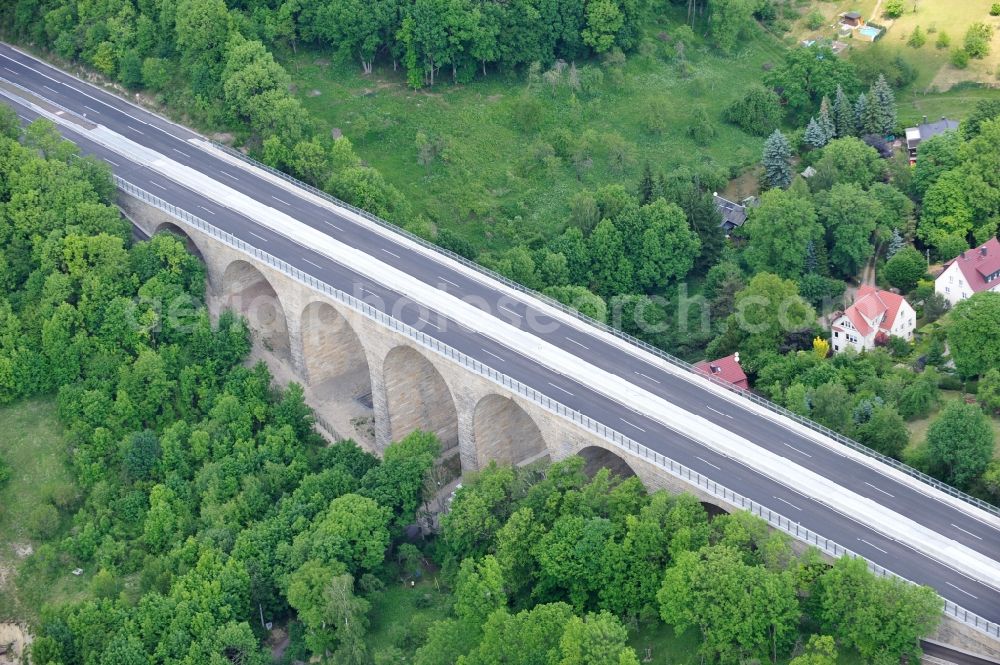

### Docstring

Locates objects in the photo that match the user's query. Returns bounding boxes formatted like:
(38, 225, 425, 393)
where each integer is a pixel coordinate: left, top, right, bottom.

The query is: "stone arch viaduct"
(123, 195, 716, 504)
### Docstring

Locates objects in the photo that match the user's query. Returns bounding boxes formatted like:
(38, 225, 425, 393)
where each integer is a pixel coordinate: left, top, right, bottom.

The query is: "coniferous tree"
(818, 95, 835, 142)
(853, 92, 869, 135)
(832, 85, 854, 138)
(638, 162, 654, 204)
(887, 228, 905, 259)
(762, 129, 793, 189)
(867, 74, 897, 136)
(805, 118, 829, 149)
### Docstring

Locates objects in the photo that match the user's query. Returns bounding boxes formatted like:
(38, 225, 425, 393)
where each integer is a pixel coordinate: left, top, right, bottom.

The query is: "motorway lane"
(2, 42, 995, 545)
(4, 57, 1000, 619)
(3, 44, 996, 561)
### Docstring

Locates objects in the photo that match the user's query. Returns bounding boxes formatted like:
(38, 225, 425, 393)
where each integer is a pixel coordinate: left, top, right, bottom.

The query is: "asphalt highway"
(2, 42, 999, 623)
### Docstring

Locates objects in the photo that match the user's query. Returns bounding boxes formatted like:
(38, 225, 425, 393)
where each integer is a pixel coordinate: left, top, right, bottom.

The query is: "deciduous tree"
(926, 400, 994, 488)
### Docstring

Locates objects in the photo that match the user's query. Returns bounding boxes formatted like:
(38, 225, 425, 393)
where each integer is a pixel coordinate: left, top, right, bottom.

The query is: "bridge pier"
(117, 188, 742, 506)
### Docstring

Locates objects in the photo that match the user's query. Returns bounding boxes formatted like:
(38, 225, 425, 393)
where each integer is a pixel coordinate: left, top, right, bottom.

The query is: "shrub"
(991, 3, 1000, 16)
(805, 10, 825, 30)
(0, 454, 9, 488)
(964, 22, 993, 58)
(884, 0, 905, 18)
(951, 48, 970, 69)
(28, 503, 60, 539)
(723, 85, 782, 136)
(688, 108, 716, 146)
(935, 31, 951, 49)
(939, 373, 964, 391)
(907, 26, 926, 48)
(639, 100, 667, 135)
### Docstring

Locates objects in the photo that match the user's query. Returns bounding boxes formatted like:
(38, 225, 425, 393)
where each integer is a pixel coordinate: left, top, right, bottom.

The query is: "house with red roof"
(934, 237, 1000, 306)
(694, 352, 749, 390)
(830, 286, 916, 354)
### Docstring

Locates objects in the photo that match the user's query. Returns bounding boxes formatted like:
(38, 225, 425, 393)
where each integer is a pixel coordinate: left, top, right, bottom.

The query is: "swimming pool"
(858, 25, 881, 40)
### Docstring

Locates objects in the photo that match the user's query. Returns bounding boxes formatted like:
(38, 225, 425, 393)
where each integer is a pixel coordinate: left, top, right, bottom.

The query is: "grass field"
(629, 621, 868, 664)
(0, 397, 85, 622)
(878, 0, 1000, 91)
(364, 577, 453, 657)
(791, 1, 1000, 123)
(283, 9, 786, 253)
(905, 389, 1000, 458)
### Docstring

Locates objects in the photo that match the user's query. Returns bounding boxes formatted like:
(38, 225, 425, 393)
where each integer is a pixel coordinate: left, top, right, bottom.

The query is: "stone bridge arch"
(577, 445, 638, 479)
(473, 394, 548, 468)
(382, 345, 459, 452)
(221, 259, 290, 358)
(300, 301, 372, 399)
(153, 221, 206, 263)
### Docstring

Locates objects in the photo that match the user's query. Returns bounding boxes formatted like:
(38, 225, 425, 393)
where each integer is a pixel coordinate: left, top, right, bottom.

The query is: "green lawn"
(281, 10, 786, 254)
(790, 0, 1000, 123)
(628, 621, 868, 664)
(905, 389, 1000, 458)
(897, 81, 1000, 124)
(364, 576, 453, 658)
(878, 0, 1000, 90)
(0, 397, 86, 622)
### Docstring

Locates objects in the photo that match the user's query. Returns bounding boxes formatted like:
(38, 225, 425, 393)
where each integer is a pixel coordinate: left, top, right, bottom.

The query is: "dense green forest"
(0, 113, 947, 664)
(3, 0, 1000, 499)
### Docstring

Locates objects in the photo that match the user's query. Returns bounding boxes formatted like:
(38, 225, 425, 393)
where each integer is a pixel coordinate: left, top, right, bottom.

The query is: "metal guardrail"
(117, 176, 999, 640)
(0, 76, 92, 126)
(4, 60, 993, 517)
(206, 139, 1000, 519)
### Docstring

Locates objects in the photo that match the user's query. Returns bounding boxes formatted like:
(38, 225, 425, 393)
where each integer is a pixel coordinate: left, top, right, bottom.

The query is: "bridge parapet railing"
(205, 140, 999, 520)
(116, 177, 999, 641)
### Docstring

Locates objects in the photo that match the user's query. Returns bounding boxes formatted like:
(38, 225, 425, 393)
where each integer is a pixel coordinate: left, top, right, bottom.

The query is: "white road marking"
(116, 107, 145, 124)
(172, 148, 190, 158)
(17, 114, 29, 122)
(863, 481, 895, 498)
(783, 442, 812, 458)
(696, 456, 721, 471)
(3, 67, 16, 74)
(0, 55, 61, 83)
(774, 496, 802, 511)
(42, 84, 57, 93)
(437, 275, 460, 288)
(945, 582, 978, 599)
(197, 205, 215, 215)
(220, 170, 239, 180)
(547, 382, 575, 397)
(324, 221, 344, 232)
(302, 258, 323, 269)
(564, 337, 589, 350)
(128, 125, 144, 134)
(83, 105, 99, 114)
(105, 158, 119, 166)
(499, 304, 521, 317)
(951, 523, 983, 541)
(482, 348, 505, 362)
(418, 317, 439, 330)
(635, 371, 661, 384)
(248, 231, 268, 242)
(271, 195, 290, 206)
(707, 406, 732, 419)
(150, 181, 167, 190)
(380, 248, 400, 259)
(620, 418, 646, 433)
(858, 538, 888, 554)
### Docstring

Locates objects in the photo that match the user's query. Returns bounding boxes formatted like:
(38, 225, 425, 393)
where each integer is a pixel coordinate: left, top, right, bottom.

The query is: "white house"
(831, 286, 916, 353)
(934, 237, 1000, 306)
